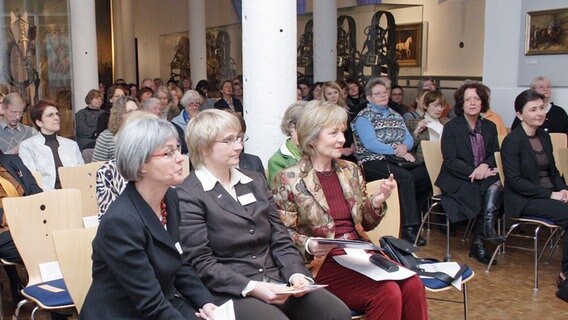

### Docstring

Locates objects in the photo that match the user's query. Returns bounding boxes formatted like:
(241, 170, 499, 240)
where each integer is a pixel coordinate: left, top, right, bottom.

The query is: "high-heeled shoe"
(469, 238, 496, 265)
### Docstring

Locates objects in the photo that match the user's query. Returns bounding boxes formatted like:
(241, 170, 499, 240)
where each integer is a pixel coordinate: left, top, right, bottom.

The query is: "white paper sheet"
(83, 215, 99, 228)
(333, 252, 415, 281)
(213, 299, 236, 320)
(39, 261, 63, 282)
(417, 262, 464, 290)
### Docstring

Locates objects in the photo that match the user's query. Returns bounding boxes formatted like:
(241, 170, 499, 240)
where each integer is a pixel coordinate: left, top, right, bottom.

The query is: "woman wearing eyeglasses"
(352, 77, 430, 245)
(82, 116, 217, 320)
(177, 109, 351, 320)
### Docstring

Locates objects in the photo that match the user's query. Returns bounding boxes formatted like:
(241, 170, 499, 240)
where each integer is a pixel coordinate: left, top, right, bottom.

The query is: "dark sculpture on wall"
(206, 30, 237, 90)
(170, 36, 191, 83)
(297, 19, 313, 82)
(337, 15, 359, 80)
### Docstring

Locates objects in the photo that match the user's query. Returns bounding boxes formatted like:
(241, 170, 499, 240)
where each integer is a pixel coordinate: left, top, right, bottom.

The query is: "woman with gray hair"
(172, 89, 201, 154)
(177, 109, 351, 320)
(267, 101, 306, 185)
(82, 116, 217, 319)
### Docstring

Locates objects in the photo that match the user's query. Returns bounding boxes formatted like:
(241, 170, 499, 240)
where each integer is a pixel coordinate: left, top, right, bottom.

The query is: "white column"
(313, 0, 337, 82)
(69, 0, 98, 112)
(113, 0, 136, 83)
(242, 0, 296, 164)
(189, 0, 207, 84)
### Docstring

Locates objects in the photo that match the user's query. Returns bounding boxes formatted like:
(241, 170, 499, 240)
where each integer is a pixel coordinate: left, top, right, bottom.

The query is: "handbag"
(384, 155, 424, 170)
(379, 236, 468, 284)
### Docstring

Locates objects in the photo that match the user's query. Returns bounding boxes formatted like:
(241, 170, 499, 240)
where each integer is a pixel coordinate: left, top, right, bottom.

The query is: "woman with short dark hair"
(76, 89, 105, 150)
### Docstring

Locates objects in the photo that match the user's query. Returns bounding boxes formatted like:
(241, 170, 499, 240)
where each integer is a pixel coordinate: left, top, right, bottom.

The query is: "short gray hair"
(186, 109, 241, 168)
(180, 89, 201, 107)
(115, 116, 178, 181)
(141, 97, 161, 111)
(2, 92, 25, 110)
(280, 101, 306, 136)
(530, 76, 550, 90)
(364, 77, 388, 97)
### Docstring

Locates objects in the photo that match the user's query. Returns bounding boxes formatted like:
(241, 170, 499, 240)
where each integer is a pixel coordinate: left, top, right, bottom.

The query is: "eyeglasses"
(215, 134, 247, 146)
(152, 145, 181, 159)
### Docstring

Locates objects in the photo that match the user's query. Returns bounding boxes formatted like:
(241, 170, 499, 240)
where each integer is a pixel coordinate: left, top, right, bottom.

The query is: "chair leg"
(545, 229, 565, 263)
(31, 305, 40, 320)
(444, 215, 451, 261)
(533, 226, 542, 291)
(13, 299, 32, 320)
(485, 223, 521, 273)
(415, 203, 436, 246)
(463, 281, 469, 320)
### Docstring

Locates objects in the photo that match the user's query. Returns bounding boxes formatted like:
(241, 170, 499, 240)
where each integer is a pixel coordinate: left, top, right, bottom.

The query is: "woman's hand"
(249, 282, 291, 305)
(394, 143, 408, 157)
(551, 190, 568, 203)
(401, 152, 415, 162)
(290, 274, 310, 297)
(341, 147, 354, 156)
(469, 163, 490, 182)
(307, 238, 337, 258)
(371, 174, 396, 208)
(195, 303, 217, 320)
(413, 120, 429, 136)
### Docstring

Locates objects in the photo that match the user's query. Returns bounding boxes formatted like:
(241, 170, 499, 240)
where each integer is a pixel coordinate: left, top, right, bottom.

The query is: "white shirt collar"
(195, 165, 253, 198)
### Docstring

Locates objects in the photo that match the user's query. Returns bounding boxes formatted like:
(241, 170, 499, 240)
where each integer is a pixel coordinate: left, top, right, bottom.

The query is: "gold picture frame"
(395, 23, 422, 67)
(525, 8, 568, 55)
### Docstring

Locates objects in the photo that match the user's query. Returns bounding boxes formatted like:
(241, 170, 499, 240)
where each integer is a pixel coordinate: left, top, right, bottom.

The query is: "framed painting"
(395, 23, 422, 67)
(525, 8, 568, 55)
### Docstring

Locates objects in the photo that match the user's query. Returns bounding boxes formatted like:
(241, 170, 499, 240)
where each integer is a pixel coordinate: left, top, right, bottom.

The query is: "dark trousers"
(230, 289, 351, 320)
(521, 198, 568, 273)
(362, 159, 431, 227)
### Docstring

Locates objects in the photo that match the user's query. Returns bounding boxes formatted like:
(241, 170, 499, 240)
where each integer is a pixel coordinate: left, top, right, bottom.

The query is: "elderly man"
(0, 93, 37, 154)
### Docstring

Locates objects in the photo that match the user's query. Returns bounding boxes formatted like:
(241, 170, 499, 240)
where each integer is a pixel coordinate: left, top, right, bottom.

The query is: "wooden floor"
(0, 225, 567, 319)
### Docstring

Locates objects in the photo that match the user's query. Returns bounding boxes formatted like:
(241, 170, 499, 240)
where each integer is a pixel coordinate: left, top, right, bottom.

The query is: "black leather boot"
(469, 237, 496, 265)
(481, 189, 506, 245)
(402, 226, 426, 246)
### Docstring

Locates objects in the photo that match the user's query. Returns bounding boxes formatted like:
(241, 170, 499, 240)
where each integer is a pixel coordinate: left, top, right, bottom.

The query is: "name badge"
(174, 242, 183, 254)
(238, 193, 257, 206)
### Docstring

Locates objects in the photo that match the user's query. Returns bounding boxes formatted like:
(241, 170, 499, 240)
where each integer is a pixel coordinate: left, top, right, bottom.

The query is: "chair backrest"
(550, 133, 567, 170)
(494, 152, 505, 186)
(58, 162, 104, 217)
(498, 134, 506, 148)
(365, 179, 400, 242)
(31, 170, 44, 190)
(559, 148, 568, 178)
(53, 226, 97, 312)
(421, 140, 442, 195)
(3, 189, 83, 285)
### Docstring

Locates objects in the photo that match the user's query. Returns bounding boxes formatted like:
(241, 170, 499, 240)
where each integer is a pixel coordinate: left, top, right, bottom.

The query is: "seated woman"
(352, 77, 430, 245)
(502, 89, 568, 286)
(178, 109, 351, 320)
(321, 82, 355, 162)
(92, 96, 140, 162)
(155, 85, 179, 120)
(214, 80, 243, 114)
(75, 89, 104, 150)
(267, 101, 306, 185)
(402, 90, 427, 126)
(172, 90, 201, 154)
(81, 115, 216, 319)
(95, 84, 127, 137)
(19, 100, 84, 190)
(406, 90, 450, 162)
(436, 82, 505, 265)
(272, 102, 428, 320)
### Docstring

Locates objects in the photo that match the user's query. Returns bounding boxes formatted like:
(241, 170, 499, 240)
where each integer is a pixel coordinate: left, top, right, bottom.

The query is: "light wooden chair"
(487, 152, 563, 290)
(58, 162, 104, 217)
(559, 148, 568, 179)
(497, 134, 507, 148)
(3, 189, 84, 319)
(365, 179, 400, 243)
(53, 227, 97, 313)
(414, 140, 453, 261)
(550, 133, 567, 171)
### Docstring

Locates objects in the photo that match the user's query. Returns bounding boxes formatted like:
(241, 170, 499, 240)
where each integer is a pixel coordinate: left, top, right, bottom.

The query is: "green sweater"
(267, 138, 301, 186)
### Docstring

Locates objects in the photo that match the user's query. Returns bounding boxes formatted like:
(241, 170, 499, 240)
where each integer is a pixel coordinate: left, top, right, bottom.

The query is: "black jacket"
(501, 125, 567, 218)
(436, 116, 499, 222)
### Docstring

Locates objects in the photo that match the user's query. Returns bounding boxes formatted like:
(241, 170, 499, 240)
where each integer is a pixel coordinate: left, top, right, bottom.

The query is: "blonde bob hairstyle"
(185, 109, 242, 168)
(296, 101, 348, 158)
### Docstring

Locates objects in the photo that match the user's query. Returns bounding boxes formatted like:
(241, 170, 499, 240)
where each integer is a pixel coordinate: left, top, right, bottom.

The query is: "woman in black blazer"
(81, 115, 216, 319)
(502, 89, 568, 284)
(436, 82, 505, 265)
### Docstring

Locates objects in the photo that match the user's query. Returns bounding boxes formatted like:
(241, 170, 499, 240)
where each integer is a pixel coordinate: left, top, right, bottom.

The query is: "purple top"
(469, 120, 486, 167)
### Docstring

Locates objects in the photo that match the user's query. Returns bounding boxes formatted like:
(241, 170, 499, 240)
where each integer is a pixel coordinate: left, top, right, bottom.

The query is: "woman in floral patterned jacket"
(272, 102, 428, 320)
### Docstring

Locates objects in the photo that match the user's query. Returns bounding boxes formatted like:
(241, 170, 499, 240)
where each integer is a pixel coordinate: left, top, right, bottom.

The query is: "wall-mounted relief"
(525, 8, 568, 55)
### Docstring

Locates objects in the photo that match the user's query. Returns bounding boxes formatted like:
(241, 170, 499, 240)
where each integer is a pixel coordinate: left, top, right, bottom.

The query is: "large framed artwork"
(395, 23, 422, 67)
(525, 8, 568, 55)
